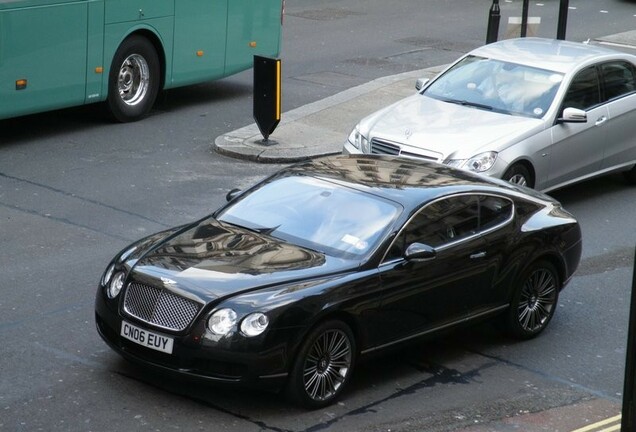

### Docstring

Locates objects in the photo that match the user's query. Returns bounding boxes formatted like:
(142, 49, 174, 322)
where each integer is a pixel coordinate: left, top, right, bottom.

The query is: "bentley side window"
(478, 195, 513, 231)
(384, 194, 513, 263)
(384, 196, 479, 261)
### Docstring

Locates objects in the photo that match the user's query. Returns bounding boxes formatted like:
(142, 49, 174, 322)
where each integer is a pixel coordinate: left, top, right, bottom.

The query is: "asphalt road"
(2, 1, 636, 431)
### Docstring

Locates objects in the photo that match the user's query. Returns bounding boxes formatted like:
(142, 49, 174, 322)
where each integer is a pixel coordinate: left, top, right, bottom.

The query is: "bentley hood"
(361, 94, 545, 160)
(127, 218, 354, 302)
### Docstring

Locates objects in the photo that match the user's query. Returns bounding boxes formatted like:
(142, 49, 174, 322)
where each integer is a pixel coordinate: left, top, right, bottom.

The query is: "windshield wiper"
(219, 220, 279, 235)
(444, 98, 493, 111)
(252, 225, 280, 235)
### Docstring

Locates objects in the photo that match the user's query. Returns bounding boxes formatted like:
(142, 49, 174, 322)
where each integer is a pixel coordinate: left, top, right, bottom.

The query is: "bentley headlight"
(446, 151, 498, 173)
(240, 313, 269, 337)
(107, 271, 126, 299)
(208, 308, 238, 335)
(348, 127, 370, 153)
(101, 264, 115, 287)
(120, 246, 138, 261)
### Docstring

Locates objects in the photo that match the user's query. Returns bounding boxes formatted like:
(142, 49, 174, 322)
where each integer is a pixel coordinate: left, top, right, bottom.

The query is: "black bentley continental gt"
(95, 155, 582, 408)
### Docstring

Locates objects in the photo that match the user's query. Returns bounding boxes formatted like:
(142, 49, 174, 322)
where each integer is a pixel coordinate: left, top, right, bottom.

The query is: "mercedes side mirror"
(415, 78, 429, 92)
(558, 107, 587, 124)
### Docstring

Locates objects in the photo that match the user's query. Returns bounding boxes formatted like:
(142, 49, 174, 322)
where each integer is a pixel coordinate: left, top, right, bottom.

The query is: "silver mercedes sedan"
(343, 37, 636, 192)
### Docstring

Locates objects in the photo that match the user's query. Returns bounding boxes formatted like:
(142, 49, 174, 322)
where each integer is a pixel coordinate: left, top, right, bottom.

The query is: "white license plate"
(120, 321, 174, 354)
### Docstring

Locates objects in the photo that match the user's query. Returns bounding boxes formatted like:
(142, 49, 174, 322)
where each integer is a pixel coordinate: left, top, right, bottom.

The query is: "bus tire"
(107, 36, 160, 122)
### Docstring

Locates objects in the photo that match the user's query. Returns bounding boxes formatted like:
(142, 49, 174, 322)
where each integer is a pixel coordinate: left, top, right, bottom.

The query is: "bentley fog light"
(107, 271, 126, 299)
(208, 308, 238, 335)
(240, 313, 269, 337)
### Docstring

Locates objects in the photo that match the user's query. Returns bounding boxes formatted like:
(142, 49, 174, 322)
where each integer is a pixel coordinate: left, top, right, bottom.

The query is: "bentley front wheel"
(287, 320, 356, 408)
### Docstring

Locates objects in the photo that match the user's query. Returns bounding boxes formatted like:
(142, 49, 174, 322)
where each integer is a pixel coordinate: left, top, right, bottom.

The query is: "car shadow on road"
(106, 320, 512, 416)
(0, 79, 251, 148)
(547, 173, 634, 206)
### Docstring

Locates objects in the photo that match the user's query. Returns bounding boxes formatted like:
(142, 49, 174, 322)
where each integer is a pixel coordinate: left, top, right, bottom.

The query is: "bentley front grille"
(123, 283, 201, 332)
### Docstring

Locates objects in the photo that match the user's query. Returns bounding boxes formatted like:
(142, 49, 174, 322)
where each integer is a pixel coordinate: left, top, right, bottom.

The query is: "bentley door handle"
(470, 252, 487, 259)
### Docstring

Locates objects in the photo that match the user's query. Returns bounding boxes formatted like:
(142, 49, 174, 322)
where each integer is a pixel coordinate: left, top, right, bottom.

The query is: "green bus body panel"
(170, 0, 228, 88)
(224, 0, 282, 76)
(0, 0, 89, 119)
(0, 0, 282, 121)
(0, 0, 82, 10)
(101, 18, 174, 99)
(85, 0, 105, 103)
(104, 0, 174, 24)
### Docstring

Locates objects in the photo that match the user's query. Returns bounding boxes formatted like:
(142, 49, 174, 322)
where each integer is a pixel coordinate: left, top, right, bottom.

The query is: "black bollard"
(520, 0, 529, 37)
(486, 0, 500, 44)
(556, 0, 569, 40)
(253, 55, 282, 144)
(621, 247, 636, 431)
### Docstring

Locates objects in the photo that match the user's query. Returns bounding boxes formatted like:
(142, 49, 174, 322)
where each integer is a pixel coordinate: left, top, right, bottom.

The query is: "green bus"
(0, 0, 283, 122)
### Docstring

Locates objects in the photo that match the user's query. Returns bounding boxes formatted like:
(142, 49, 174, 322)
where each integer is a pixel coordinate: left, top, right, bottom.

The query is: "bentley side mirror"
(404, 242, 436, 262)
(226, 188, 242, 202)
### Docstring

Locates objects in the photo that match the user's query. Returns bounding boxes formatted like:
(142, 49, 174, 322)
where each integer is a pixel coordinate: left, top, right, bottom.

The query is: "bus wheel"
(108, 36, 160, 122)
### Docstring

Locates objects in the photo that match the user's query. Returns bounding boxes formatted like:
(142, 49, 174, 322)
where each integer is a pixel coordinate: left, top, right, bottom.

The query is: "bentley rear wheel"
(506, 260, 559, 339)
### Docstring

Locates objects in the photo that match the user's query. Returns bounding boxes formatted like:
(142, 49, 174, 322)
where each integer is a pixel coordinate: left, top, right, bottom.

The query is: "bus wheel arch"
(107, 34, 162, 122)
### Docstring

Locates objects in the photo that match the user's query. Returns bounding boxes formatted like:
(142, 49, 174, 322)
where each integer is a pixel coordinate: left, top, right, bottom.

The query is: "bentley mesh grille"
(123, 283, 201, 331)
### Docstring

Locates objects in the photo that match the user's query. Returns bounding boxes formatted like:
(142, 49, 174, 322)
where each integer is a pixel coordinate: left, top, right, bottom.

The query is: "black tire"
(505, 260, 559, 340)
(107, 36, 160, 122)
(286, 320, 356, 409)
(503, 163, 533, 188)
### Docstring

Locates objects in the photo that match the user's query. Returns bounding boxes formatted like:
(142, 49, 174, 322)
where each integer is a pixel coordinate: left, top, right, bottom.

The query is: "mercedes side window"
(601, 62, 636, 101)
(561, 66, 601, 112)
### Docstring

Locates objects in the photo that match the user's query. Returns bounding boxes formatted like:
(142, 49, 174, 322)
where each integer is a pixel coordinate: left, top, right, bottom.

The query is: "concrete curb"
(213, 66, 447, 163)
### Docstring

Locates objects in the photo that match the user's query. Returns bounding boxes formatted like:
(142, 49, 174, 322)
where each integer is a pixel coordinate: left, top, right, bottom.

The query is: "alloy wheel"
(508, 174, 527, 186)
(517, 268, 557, 333)
(302, 328, 352, 402)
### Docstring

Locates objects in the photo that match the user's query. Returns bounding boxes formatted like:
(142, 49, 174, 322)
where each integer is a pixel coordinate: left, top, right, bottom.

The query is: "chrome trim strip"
(380, 192, 515, 263)
(258, 372, 289, 379)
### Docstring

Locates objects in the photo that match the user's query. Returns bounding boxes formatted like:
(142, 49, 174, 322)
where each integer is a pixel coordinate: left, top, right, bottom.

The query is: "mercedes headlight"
(348, 126, 370, 153)
(446, 151, 498, 173)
